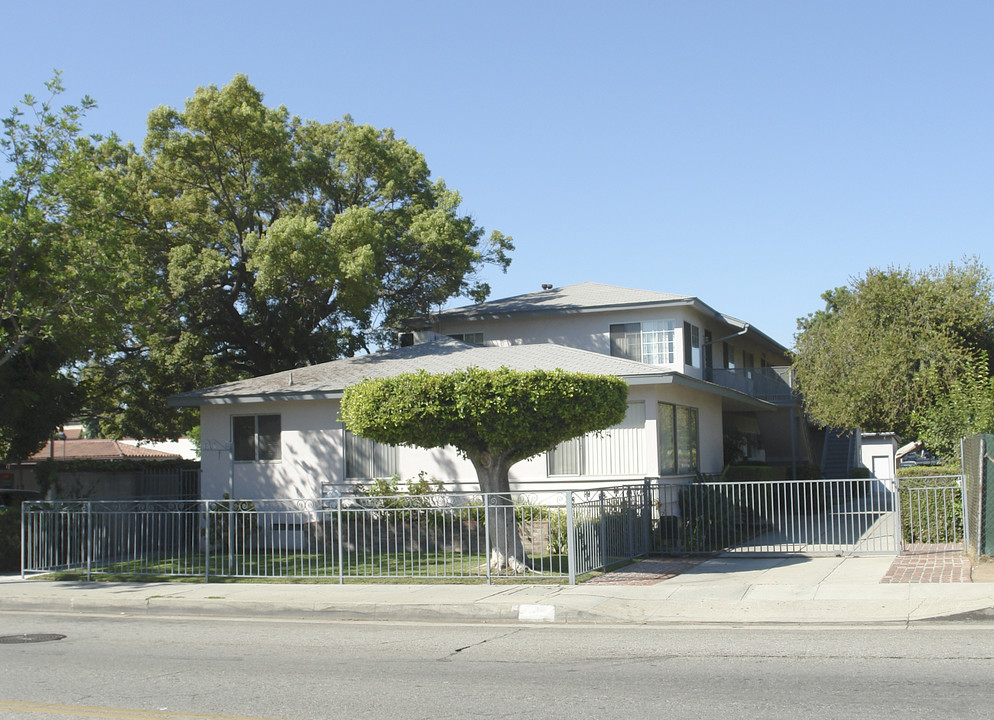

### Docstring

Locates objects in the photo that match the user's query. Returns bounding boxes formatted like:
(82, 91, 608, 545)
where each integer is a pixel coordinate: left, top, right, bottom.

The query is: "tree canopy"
(793, 260, 994, 454)
(80, 75, 512, 439)
(341, 367, 629, 570)
(0, 74, 129, 460)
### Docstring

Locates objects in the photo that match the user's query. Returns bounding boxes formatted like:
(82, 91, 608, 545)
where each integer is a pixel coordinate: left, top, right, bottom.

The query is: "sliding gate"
(659, 479, 902, 555)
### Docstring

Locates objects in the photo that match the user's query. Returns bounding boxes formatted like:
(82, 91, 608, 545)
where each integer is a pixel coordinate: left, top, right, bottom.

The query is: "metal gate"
(658, 476, 964, 557)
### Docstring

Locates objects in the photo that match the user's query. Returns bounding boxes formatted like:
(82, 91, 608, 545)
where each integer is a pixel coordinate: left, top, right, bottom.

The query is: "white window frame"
(232, 414, 282, 462)
(610, 322, 676, 366)
(657, 402, 699, 476)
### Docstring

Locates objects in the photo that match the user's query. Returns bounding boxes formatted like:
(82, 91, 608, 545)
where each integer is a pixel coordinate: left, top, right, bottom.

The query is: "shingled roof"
(431, 281, 702, 320)
(29, 439, 182, 462)
(168, 338, 771, 411)
(168, 339, 667, 405)
(426, 281, 784, 353)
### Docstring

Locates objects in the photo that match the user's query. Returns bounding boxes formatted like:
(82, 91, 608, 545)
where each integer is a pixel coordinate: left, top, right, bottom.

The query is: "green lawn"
(34, 549, 575, 584)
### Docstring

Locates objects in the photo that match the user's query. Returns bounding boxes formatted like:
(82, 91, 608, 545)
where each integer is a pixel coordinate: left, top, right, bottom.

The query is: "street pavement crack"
(450, 629, 522, 657)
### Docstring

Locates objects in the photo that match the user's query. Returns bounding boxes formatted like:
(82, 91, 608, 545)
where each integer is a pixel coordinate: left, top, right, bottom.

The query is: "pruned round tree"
(340, 367, 629, 572)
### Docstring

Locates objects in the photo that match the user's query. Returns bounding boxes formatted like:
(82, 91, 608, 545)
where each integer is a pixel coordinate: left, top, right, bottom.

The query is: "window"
(447, 332, 484, 346)
(233, 415, 281, 462)
(610, 322, 675, 365)
(683, 323, 701, 367)
(723, 342, 737, 369)
(657, 402, 699, 475)
(548, 402, 646, 476)
(345, 431, 399, 480)
(609, 323, 641, 362)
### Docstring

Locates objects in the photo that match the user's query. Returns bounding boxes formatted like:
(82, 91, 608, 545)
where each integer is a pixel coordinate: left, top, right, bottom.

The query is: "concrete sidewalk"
(3, 555, 994, 625)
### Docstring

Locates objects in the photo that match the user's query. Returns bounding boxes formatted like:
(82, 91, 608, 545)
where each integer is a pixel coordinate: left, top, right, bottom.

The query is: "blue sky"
(5, 1, 992, 348)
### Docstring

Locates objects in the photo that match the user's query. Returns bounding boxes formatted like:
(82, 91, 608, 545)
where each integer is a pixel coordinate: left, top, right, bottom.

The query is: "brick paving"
(881, 543, 973, 584)
(583, 557, 706, 585)
(586, 545, 975, 586)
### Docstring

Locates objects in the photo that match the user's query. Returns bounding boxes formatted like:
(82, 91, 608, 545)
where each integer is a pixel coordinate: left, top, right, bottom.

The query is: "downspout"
(701, 325, 750, 381)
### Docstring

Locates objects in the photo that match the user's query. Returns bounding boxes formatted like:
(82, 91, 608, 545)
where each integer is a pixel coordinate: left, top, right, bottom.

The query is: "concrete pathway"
(3, 554, 993, 626)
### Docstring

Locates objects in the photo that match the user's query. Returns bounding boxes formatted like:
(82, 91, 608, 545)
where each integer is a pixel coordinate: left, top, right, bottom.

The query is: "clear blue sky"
(5, 1, 992, 348)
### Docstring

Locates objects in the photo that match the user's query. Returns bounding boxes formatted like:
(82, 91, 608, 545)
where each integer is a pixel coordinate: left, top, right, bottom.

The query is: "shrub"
(0, 508, 20, 572)
(899, 476, 963, 544)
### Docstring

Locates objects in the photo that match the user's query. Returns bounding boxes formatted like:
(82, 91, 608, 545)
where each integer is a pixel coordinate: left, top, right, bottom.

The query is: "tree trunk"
(469, 452, 530, 574)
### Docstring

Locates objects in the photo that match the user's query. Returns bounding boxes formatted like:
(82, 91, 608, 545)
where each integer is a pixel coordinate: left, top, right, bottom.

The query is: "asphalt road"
(1, 613, 993, 719)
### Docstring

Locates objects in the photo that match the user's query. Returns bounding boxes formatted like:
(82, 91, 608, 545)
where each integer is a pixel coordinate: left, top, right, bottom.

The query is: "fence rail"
(21, 476, 965, 584)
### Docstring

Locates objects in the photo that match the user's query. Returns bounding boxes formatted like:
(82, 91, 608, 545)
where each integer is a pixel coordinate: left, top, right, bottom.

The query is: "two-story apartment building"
(170, 282, 814, 499)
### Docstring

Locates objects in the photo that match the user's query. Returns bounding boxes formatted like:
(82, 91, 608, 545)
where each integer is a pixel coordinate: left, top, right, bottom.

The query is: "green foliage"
(0, 74, 129, 460)
(793, 261, 994, 440)
(897, 463, 961, 478)
(81, 75, 512, 439)
(913, 356, 994, 458)
(898, 477, 963, 544)
(352, 472, 446, 511)
(341, 367, 629, 464)
(679, 478, 766, 552)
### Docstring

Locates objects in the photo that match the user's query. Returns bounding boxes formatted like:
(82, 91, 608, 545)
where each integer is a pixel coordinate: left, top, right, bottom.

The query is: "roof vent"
(541, 284, 553, 290)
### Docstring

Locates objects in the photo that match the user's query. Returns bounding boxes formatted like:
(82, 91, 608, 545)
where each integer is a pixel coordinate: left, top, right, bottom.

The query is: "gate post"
(892, 478, 903, 554)
(599, 491, 607, 570)
(566, 492, 576, 585)
(86, 501, 92, 582)
(204, 500, 211, 582)
(337, 497, 344, 585)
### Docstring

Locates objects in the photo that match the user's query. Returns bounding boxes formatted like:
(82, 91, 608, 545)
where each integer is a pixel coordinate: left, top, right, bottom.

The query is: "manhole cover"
(0, 634, 66, 644)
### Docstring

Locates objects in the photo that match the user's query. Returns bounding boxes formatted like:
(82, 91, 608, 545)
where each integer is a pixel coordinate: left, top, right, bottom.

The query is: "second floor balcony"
(707, 366, 796, 405)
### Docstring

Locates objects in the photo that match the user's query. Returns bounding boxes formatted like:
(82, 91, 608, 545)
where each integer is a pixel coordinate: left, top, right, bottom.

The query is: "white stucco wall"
(435, 306, 789, 378)
(196, 381, 725, 499)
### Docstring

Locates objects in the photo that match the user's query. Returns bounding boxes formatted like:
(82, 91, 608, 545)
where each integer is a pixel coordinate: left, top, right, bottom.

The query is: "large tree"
(83, 75, 512, 439)
(0, 74, 126, 460)
(340, 367, 629, 572)
(793, 260, 994, 451)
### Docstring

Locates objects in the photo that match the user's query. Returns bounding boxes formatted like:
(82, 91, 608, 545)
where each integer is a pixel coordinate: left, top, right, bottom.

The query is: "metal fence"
(21, 488, 652, 585)
(20, 476, 964, 584)
(898, 476, 963, 547)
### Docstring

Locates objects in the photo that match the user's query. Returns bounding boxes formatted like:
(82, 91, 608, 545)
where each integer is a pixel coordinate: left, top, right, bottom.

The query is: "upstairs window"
(610, 322, 675, 365)
(447, 333, 484, 346)
(683, 322, 701, 367)
(723, 342, 737, 369)
(609, 323, 641, 362)
(233, 414, 281, 462)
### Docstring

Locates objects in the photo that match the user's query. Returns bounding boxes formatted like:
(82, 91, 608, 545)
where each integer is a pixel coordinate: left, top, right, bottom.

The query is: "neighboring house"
(4, 438, 191, 500)
(29, 439, 183, 463)
(169, 282, 816, 501)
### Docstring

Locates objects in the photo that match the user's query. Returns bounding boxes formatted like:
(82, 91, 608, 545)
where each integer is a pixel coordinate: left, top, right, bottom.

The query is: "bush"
(679, 479, 765, 552)
(0, 508, 20, 572)
(899, 476, 963, 544)
(897, 463, 961, 479)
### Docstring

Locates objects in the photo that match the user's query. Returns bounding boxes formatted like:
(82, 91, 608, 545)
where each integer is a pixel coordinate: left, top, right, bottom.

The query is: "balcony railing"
(707, 366, 796, 404)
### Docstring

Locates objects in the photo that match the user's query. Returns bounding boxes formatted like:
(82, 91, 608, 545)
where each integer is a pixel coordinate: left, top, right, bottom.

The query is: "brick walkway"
(586, 545, 975, 586)
(584, 557, 706, 585)
(881, 543, 973, 584)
